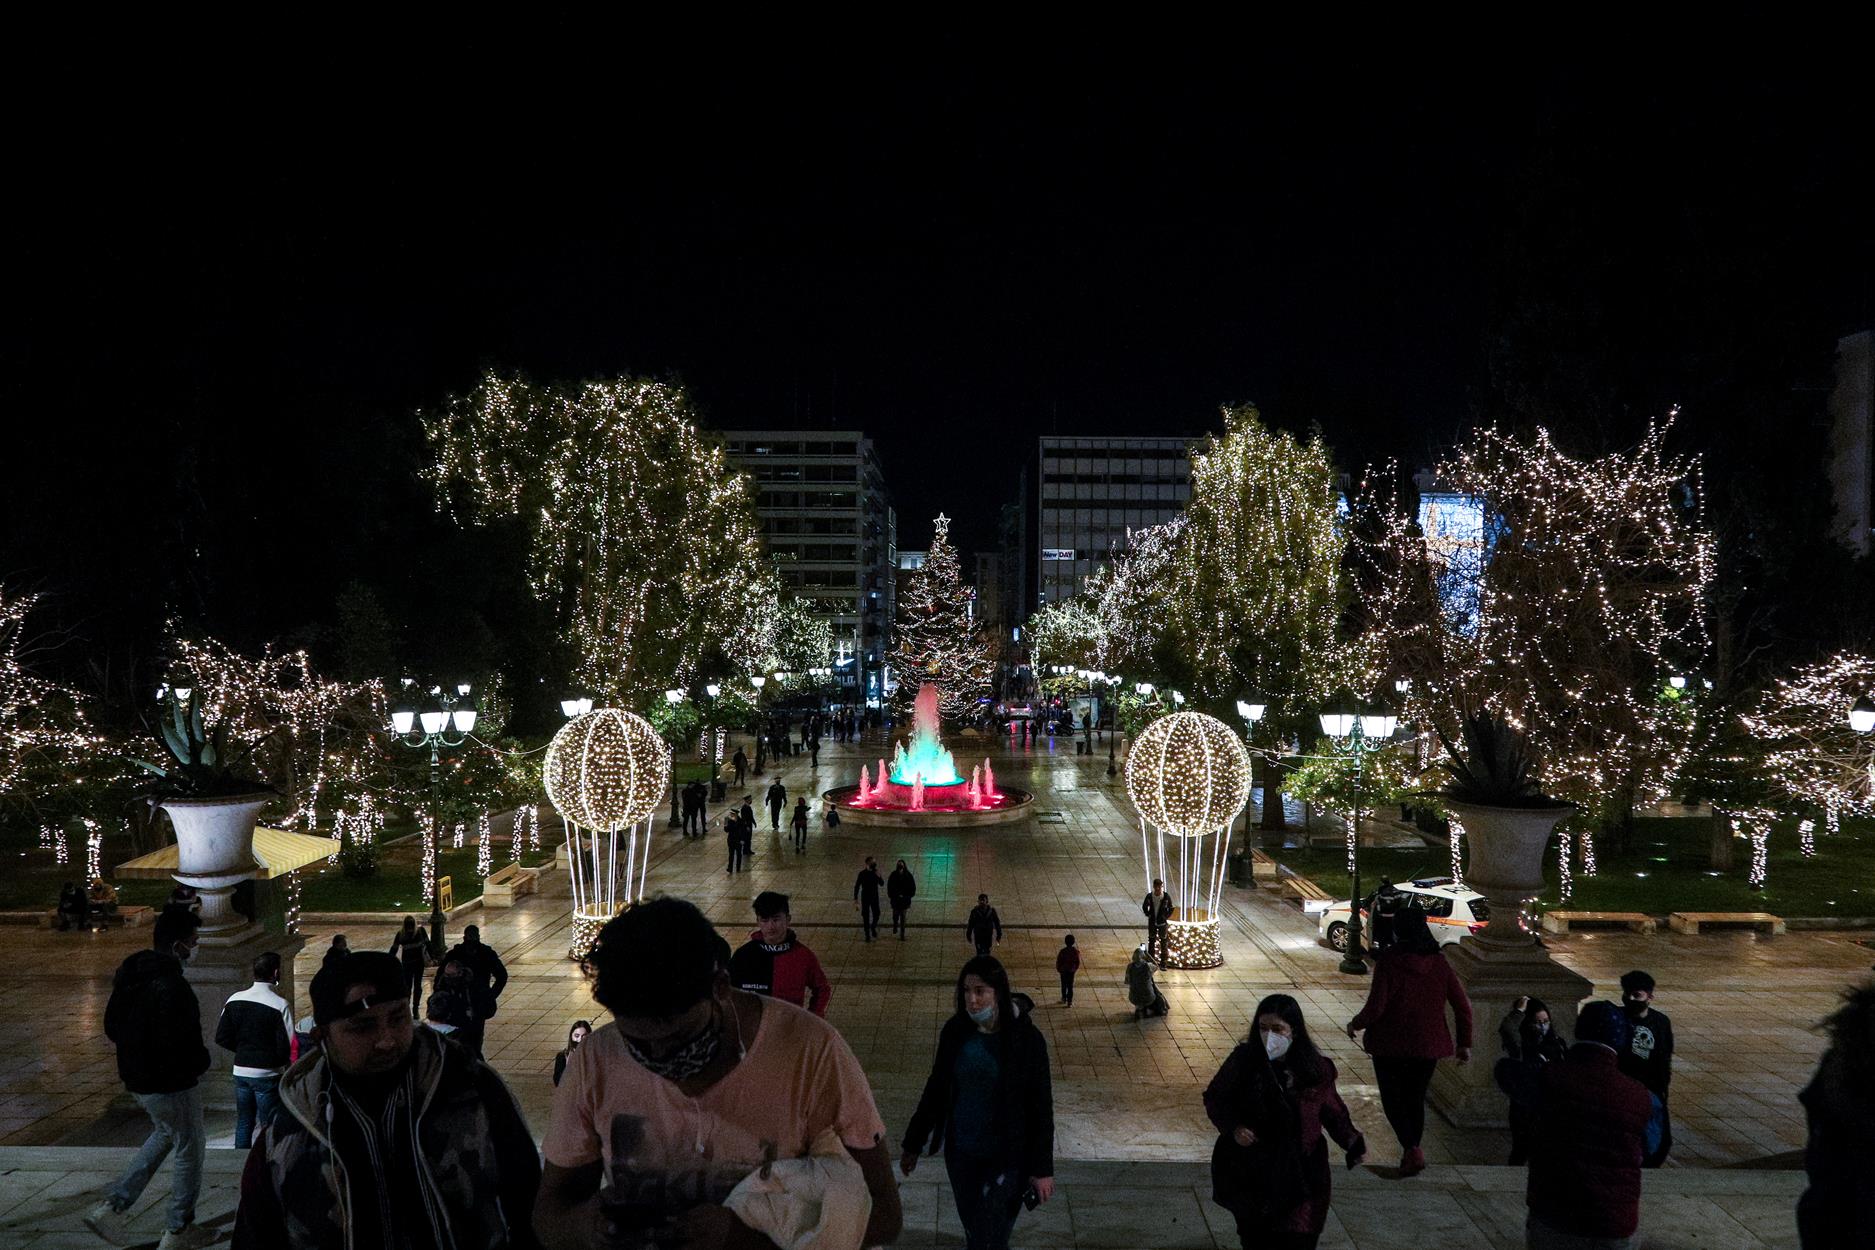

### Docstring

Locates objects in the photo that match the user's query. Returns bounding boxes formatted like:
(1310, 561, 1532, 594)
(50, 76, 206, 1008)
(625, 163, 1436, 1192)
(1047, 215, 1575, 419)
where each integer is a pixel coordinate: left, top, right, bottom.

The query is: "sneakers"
(84, 1201, 128, 1245)
(1399, 1146, 1427, 1177)
(157, 1225, 215, 1250)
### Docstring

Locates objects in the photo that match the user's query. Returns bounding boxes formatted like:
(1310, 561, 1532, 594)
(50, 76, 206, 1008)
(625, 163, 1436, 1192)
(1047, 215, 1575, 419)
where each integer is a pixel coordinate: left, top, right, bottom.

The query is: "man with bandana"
(230, 951, 541, 1250)
(536, 898, 901, 1249)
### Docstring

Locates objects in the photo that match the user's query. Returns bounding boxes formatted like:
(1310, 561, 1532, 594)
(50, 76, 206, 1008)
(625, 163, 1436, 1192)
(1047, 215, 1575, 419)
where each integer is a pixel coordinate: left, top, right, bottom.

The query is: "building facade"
(1029, 435, 1194, 610)
(722, 431, 896, 704)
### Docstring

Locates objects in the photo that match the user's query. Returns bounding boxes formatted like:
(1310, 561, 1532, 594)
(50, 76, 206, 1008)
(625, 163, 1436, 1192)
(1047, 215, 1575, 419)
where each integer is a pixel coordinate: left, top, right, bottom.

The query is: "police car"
(1315, 877, 1490, 952)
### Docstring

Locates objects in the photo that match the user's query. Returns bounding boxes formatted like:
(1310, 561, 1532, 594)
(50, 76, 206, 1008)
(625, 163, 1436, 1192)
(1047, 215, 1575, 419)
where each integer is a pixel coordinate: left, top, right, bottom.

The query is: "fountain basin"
(824, 781, 1035, 828)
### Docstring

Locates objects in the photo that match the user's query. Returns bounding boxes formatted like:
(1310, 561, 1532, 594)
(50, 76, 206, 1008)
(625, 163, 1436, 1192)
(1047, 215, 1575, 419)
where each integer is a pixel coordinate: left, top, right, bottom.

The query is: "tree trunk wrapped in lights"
(1124, 712, 1252, 969)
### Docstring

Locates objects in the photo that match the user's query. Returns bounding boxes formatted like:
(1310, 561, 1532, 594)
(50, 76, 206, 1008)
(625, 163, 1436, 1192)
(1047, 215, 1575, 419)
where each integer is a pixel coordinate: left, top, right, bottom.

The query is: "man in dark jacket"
(1799, 982, 1875, 1247)
(730, 891, 832, 1016)
(232, 951, 541, 1250)
(766, 778, 788, 831)
(853, 857, 885, 942)
(216, 951, 294, 1150)
(887, 859, 917, 939)
(87, 907, 211, 1250)
(1142, 878, 1174, 964)
(966, 893, 1003, 956)
(1525, 1001, 1653, 1249)
(1617, 969, 1674, 1167)
(681, 779, 708, 838)
(435, 925, 508, 1056)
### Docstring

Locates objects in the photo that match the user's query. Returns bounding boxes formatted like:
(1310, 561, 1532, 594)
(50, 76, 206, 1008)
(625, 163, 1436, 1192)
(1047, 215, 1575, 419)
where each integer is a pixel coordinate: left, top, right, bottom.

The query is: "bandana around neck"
(625, 1011, 723, 1082)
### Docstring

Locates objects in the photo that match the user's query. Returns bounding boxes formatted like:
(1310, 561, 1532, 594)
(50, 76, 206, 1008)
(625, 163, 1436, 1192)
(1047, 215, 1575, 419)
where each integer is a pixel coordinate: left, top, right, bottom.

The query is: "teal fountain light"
(890, 684, 962, 786)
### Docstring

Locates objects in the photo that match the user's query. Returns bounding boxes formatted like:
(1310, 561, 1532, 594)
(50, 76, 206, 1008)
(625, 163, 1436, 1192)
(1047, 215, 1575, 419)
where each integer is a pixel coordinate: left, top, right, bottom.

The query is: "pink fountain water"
(843, 683, 1008, 814)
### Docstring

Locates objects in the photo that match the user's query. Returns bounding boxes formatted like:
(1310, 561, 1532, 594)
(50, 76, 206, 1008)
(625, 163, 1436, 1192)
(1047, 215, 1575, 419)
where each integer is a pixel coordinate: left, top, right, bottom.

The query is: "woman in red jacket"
(1205, 993, 1366, 1249)
(1345, 908, 1473, 1176)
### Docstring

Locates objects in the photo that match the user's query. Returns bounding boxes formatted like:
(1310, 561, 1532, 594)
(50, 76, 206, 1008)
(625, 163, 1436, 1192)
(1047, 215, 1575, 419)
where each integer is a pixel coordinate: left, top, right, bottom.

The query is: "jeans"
(944, 1151, 1024, 1250)
(891, 905, 909, 935)
(1060, 971, 1076, 1004)
(1372, 1055, 1438, 1150)
(109, 1086, 204, 1232)
(232, 1074, 281, 1150)
(794, 825, 809, 852)
(1146, 922, 1168, 964)
(860, 899, 880, 938)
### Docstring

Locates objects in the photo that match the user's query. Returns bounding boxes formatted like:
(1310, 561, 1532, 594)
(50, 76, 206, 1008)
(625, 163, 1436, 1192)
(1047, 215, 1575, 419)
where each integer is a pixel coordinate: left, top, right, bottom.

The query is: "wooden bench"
(1281, 874, 1334, 904)
(37, 904, 154, 929)
(482, 864, 539, 908)
(1540, 910, 1656, 935)
(1669, 911, 1784, 935)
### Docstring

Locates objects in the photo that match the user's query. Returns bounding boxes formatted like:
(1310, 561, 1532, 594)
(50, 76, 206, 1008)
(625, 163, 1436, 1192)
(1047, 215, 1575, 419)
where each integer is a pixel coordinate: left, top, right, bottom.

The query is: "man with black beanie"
(1617, 969, 1674, 1167)
(231, 951, 541, 1250)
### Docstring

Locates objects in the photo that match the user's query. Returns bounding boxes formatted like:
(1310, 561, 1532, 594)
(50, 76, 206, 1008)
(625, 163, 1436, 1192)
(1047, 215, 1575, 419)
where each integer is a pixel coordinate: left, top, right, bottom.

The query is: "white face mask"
(1263, 1030, 1291, 1061)
(968, 1003, 997, 1026)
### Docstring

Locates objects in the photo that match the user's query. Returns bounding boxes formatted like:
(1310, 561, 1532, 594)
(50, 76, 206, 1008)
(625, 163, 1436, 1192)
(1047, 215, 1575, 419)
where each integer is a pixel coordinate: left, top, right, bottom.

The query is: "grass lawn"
(1263, 817, 1875, 919)
(299, 841, 558, 914)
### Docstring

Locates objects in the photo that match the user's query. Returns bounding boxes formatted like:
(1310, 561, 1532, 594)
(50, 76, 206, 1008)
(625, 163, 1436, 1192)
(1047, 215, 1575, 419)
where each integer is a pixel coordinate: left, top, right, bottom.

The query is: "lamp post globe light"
(1850, 696, 1875, 734)
(1316, 700, 1398, 976)
(391, 681, 477, 907)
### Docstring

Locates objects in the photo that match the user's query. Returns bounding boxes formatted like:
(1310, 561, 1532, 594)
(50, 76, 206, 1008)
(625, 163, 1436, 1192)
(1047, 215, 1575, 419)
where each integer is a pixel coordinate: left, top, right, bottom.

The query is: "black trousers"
(860, 899, 880, 938)
(1146, 921, 1168, 963)
(890, 904, 909, 935)
(727, 841, 744, 872)
(770, 805, 783, 830)
(1059, 971, 1076, 1003)
(1372, 1055, 1437, 1150)
(794, 824, 808, 851)
(1229, 1213, 1319, 1250)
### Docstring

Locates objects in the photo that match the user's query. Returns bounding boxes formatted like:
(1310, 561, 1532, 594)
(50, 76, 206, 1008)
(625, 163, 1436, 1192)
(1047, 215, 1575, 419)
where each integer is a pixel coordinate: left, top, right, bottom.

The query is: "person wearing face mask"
(902, 956, 1055, 1250)
(1616, 970, 1674, 1167)
(887, 858, 917, 938)
(1495, 996, 1567, 1166)
(536, 898, 901, 1250)
(231, 950, 542, 1250)
(553, 1019, 592, 1086)
(1205, 993, 1366, 1249)
(88, 907, 211, 1250)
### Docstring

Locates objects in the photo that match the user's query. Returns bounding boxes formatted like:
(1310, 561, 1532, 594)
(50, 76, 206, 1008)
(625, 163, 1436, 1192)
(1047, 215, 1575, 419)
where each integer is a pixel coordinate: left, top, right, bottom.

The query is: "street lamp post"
(1316, 703, 1399, 976)
(392, 683, 477, 910)
(1235, 699, 1267, 880)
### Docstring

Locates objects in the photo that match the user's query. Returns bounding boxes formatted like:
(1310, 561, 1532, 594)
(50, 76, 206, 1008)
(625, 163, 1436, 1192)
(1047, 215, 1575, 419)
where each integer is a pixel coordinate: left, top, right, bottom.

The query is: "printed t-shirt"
(543, 997, 887, 1208)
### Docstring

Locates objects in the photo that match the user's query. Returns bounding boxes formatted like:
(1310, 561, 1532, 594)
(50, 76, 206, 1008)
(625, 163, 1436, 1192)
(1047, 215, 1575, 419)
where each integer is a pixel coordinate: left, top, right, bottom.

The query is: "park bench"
(1281, 874, 1334, 904)
(482, 864, 539, 908)
(35, 904, 154, 929)
(1668, 911, 1785, 935)
(1540, 910, 1656, 935)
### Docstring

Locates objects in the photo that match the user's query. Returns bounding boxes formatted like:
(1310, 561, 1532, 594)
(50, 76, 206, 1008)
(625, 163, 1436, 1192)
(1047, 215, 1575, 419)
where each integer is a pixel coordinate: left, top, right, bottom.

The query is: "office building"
(1029, 435, 1194, 610)
(722, 431, 897, 704)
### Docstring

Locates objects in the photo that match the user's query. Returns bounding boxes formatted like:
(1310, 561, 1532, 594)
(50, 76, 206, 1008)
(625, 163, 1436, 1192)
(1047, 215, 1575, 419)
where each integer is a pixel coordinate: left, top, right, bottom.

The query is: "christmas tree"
(892, 514, 993, 719)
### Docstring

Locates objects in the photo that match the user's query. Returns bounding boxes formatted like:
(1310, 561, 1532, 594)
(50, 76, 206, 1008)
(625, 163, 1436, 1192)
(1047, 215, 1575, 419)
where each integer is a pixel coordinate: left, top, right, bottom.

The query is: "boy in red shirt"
(729, 891, 832, 1016)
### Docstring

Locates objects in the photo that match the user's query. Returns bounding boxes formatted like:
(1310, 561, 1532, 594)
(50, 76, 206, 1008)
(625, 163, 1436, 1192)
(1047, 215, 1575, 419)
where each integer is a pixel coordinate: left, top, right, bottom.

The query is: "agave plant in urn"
(131, 691, 276, 938)
(1438, 710, 1572, 949)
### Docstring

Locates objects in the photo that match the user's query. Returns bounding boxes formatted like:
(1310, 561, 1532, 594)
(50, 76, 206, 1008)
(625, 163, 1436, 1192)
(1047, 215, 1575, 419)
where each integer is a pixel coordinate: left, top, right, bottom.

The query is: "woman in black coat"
(887, 859, 917, 938)
(901, 956, 1054, 1250)
(1495, 995, 1568, 1165)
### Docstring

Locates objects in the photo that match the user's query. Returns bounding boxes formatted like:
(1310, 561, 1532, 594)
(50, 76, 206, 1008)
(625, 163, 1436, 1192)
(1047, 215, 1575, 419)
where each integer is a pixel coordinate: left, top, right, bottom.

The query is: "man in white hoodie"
(214, 952, 293, 1151)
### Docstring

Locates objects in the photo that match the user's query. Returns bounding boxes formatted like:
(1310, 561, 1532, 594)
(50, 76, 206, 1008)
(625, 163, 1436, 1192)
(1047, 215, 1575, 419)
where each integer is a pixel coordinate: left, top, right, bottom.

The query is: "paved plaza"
(0, 732, 1856, 1246)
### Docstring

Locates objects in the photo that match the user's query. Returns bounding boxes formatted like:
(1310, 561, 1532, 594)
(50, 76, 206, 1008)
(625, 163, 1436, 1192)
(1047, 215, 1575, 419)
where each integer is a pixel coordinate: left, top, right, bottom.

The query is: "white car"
(1315, 877, 1490, 952)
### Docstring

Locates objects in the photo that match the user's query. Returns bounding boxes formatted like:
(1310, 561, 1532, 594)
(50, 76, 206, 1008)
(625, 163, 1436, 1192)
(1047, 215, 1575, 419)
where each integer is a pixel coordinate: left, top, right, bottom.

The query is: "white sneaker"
(83, 1201, 129, 1245)
(156, 1225, 217, 1250)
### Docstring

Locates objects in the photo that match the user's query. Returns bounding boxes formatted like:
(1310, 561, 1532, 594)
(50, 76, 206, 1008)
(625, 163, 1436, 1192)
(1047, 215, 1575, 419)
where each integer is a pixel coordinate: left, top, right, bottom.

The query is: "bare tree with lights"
(1353, 419, 1715, 833)
(1735, 653, 1875, 876)
(891, 514, 993, 719)
(422, 372, 776, 705)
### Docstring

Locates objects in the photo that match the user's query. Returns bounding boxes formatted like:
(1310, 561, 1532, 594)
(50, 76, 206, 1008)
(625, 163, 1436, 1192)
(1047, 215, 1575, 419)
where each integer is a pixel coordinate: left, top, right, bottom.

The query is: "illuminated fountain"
(826, 683, 1033, 827)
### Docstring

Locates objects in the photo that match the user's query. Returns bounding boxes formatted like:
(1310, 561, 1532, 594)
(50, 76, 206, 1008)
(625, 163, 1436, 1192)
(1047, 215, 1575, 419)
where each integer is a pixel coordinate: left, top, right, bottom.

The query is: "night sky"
(5, 45, 1867, 686)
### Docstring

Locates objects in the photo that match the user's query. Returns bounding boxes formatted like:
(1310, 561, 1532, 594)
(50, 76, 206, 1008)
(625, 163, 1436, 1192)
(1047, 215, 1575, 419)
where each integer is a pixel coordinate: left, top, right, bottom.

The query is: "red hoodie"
(728, 929, 832, 1016)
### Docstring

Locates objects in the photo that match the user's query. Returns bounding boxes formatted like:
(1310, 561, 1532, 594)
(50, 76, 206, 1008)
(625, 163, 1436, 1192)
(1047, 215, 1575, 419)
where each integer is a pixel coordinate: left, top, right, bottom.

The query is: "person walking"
(1205, 993, 1367, 1249)
(901, 956, 1055, 1250)
(792, 796, 812, 852)
(552, 1019, 592, 1087)
(1142, 878, 1173, 965)
(1496, 995, 1568, 1166)
(432, 958, 485, 1056)
(740, 794, 756, 860)
(732, 745, 748, 786)
(215, 951, 293, 1151)
(436, 924, 509, 1056)
(1798, 982, 1875, 1246)
(730, 891, 833, 1016)
(767, 778, 788, 832)
(854, 856, 885, 940)
(888, 858, 917, 938)
(320, 933, 350, 972)
(966, 893, 1002, 957)
(87, 908, 211, 1250)
(725, 806, 746, 873)
(1344, 908, 1473, 1177)
(232, 952, 541, 1250)
(389, 914, 431, 1017)
(682, 778, 707, 838)
(1617, 970, 1675, 1167)
(1056, 934, 1080, 1005)
(809, 735, 821, 769)
(1524, 1001, 1654, 1250)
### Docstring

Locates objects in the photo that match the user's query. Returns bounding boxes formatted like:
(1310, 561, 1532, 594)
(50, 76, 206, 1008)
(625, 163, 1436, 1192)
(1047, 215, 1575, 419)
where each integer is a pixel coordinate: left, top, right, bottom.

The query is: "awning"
(114, 827, 341, 881)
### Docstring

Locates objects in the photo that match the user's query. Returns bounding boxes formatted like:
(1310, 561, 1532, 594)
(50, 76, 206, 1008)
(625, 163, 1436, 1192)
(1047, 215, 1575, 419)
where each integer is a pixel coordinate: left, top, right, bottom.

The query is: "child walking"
(1056, 933, 1081, 1005)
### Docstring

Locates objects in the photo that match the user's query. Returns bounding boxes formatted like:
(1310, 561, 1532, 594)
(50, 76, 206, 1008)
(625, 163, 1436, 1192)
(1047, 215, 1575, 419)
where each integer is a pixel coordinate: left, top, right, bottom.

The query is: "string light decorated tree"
(422, 372, 777, 705)
(1734, 652, 1875, 879)
(1025, 598, 1106, 698)
(0, 585, 121, 844)
(1352, 419, 1715, 839)
(891, 514, 993, 719)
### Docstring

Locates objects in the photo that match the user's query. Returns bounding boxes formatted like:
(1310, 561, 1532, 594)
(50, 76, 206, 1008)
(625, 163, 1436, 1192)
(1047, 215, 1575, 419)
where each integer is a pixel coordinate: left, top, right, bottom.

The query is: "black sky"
(3, 42, 1867, 676)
